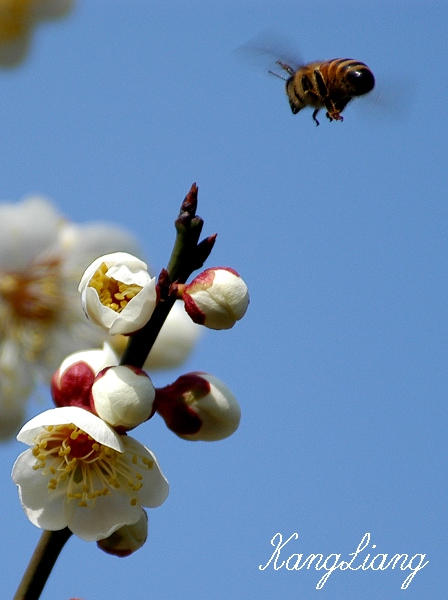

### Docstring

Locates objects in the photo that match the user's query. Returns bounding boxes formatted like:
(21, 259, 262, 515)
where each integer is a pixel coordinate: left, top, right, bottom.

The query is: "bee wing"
(352, 73, 411, 123)
(233, 28, 303, 78)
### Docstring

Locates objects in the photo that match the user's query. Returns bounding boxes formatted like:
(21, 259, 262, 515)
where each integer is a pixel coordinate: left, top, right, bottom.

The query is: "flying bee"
(272, 58, 375, 125)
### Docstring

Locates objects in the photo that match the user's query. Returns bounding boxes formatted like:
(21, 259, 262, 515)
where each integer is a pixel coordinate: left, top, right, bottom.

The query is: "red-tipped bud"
(96, 510, 148, 557)
(182, 267, 249, 330)
(155, 372, 241, 441)
(51, 345, 118, 409)
(91, 365, 155, 430)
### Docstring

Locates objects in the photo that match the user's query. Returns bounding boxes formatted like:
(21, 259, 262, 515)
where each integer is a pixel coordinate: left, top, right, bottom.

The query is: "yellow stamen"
(32, 424, 150, 509)
(0, 0, 32, 43)
(0, 258, 63, 361)
(88, 262, 142, 314)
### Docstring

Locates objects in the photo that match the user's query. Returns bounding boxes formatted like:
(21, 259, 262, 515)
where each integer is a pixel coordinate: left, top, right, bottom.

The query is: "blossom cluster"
(11, 198, 249, 556)
(0, 197, 199, 440)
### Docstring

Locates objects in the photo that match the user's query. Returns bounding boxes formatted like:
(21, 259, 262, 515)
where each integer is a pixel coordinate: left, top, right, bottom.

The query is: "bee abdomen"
(323, 59, 375, 96)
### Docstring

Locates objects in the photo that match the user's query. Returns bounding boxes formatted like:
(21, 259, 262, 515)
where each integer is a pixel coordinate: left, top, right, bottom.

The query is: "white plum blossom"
(182, 267, 249, 330)
(0, 196, 143, 438)
(12, 406, 169, 542)
(144, 300, 201, 370)
(79, 252, 157, 336)
(92, 365, 155, 430)
(0, 340, 34, 439)
(0, 0, 74, 68)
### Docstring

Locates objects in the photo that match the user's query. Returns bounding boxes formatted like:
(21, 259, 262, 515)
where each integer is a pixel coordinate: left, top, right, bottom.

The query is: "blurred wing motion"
(351, 72, 411, 124)
(233, 28, 303, 79)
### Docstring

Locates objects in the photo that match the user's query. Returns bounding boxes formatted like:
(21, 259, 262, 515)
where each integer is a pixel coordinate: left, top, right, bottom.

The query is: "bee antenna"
(268, 70, 288, 81)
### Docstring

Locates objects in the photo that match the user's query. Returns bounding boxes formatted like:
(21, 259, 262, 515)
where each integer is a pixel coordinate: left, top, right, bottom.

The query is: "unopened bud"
(78, 252, 157, 335)
(155, 372, 241, 441)
(97, 510, 148, 557)
(51, 344, 118, 409)
(91, 365, 155, 430)
(182, 267, 249, 330)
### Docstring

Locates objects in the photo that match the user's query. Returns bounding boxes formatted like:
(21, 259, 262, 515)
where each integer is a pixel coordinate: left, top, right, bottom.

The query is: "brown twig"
(13, 529, 73, 600)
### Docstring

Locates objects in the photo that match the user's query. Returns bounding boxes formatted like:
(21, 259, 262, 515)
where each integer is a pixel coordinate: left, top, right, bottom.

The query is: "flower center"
(88, 262, 143, 314)
(0, 258, 62, 322)
(0, 0, 31, 42)
(32, 424, 154, 508)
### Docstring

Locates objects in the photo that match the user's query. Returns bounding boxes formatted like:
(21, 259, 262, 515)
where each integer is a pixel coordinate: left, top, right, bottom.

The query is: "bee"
(273, 58, 375, 125)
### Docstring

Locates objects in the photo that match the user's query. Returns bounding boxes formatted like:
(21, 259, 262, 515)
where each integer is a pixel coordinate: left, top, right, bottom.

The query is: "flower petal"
(63, 471, 145, 542)
(106, 263, 152, 288)
(58, 223, 142, 277)
(57, 343, 118, 381)
(17, 406, 124, 452)
(108, 282, 157, 335)
(78, 252, 148, 292)
(122, 436, 169, 508)
(12, 450, 68, 531)
(0, 197, 60, 270)
(145, 301, 201, 370)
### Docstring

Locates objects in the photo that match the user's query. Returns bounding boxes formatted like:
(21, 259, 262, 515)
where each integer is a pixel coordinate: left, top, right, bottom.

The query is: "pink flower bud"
(155, 372, 241, 441)
(182, 267, 249, 330)
(97, 510, 148, 557)
(51, 361, 94, 410)
(91, 365, 155, 430)
(51, 345, 118, 409)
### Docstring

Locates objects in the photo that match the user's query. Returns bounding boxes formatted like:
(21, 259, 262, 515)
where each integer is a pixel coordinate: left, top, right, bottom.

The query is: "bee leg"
(313, 69, 329, 99)
(301, 73, 313, 93)
(324, 95, 345, 121)
(328, 98, 350, 121)
(322, 94, 344, 121)
(313, 69, 343, 123)
(286, 79, 302, 114)
(325, 110, 343, 123)
(300, 75, 320, 125)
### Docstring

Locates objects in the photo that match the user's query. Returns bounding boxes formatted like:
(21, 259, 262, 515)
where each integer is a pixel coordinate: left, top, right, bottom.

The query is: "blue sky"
(0, 1, 446, 598)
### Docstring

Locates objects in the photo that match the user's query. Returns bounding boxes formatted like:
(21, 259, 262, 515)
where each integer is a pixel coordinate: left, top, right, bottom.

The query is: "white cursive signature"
(259, 532, 428, 589)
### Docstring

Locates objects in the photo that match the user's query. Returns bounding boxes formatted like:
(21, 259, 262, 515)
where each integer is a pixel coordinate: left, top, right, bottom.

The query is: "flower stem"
(120, 183, 215, 368)
(14, 528, 72, 600)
